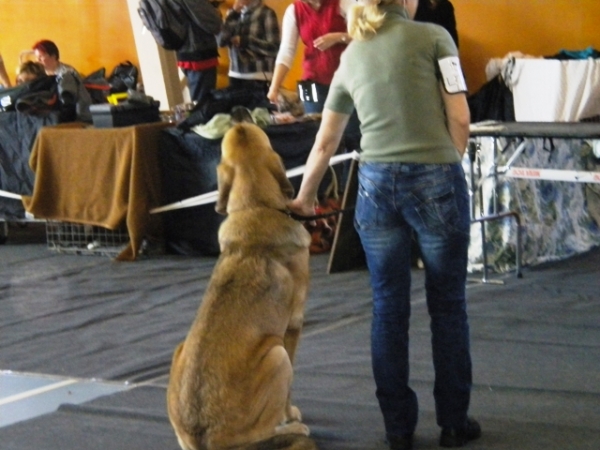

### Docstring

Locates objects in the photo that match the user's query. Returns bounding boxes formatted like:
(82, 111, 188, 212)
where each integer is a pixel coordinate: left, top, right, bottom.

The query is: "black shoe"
(386, 433, 414, 450)
(439, 417, 481, 447)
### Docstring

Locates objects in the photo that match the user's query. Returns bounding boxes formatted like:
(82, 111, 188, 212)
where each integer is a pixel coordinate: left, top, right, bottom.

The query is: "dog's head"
(221, 122, 272, 163)
(216, 123, 295, 215)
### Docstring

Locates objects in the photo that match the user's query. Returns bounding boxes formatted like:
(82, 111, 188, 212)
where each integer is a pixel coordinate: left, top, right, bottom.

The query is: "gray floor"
(0, 222, 599, 450)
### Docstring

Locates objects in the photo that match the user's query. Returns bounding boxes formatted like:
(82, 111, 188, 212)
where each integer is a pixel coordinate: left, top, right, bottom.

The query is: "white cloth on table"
(491, 57, 600, 122)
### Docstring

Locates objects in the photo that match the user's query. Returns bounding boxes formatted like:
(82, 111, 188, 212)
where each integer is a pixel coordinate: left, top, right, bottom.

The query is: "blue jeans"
(354, 162, 472, 438)
(183, 67, 217, 104)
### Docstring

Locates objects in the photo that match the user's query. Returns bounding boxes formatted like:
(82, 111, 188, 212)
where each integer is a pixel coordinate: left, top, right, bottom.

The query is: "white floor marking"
(0, 379, 78, 406)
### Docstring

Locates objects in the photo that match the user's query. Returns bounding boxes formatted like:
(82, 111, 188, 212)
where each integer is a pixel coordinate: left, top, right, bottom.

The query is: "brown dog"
(167, 123, 317, 450)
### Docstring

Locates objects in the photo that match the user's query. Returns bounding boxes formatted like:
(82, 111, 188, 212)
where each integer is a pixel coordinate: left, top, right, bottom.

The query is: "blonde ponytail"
(347, 0, 397, 41)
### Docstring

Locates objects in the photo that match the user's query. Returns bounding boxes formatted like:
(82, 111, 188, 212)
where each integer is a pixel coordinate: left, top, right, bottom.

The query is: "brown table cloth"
(22, 122, 171, 261)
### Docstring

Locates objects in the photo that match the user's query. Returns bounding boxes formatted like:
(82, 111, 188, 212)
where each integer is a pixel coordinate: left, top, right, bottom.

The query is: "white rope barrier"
(150, 150, 360, 214)
(0, 189, 22, 200)
(503, 167, 600, 183)
(475, 138, 600, 187)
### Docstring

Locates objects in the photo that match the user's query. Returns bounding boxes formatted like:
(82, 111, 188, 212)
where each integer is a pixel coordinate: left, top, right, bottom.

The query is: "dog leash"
(286, 206, 355, 222)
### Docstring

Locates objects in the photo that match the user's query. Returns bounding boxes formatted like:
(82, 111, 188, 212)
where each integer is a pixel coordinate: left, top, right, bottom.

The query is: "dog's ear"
(216, 163, 233, 214)
(268, 153, 295, 199)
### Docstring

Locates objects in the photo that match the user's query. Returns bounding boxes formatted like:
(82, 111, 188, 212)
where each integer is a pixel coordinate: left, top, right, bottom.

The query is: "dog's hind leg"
(277, 248, 310, 423)
(241, 343, 309, 444)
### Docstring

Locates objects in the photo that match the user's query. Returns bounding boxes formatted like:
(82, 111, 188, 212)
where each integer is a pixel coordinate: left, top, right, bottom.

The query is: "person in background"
(266, 0, 353, 114)
(0, 52, 12, 88)
(268, 0, 361, 161)
(16, 61, 46, 85)
(414, 0, 459, 47)
(32, 39, 92, 121)
(217, 0, 280, 95)
(177, 0, 223, 104)
(287, 1, 478, 449)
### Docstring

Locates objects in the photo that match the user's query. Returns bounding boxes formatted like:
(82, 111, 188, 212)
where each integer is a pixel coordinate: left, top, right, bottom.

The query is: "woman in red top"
(268, 0, 360, 150)
(267, 0, 352, 114)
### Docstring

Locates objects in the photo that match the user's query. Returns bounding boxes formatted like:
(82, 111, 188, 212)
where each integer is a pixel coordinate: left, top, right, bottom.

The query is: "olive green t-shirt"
(325, 5, 465, 163)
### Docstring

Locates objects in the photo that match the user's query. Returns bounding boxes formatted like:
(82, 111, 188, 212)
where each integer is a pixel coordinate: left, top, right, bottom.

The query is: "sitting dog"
(167, 123, 317, 450)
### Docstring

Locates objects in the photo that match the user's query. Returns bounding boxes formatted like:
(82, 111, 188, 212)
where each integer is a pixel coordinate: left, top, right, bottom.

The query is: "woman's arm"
(288, 109, 350, 215)
(267, 63, 289, 105)
(313, 32, 350, 51)
(267, 4, 298, 104)
(440, 85, 470, 157)
(314, 0, 352, 51)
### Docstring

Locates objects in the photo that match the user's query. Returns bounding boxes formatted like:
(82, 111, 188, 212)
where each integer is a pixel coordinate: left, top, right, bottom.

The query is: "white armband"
(438, 56, 467, 94)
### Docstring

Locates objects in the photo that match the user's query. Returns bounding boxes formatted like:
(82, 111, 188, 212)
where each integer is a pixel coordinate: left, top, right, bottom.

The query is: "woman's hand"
(267, 86, 279, 107)
(313, 32, 348, 51)
(288, 198, 317, 221)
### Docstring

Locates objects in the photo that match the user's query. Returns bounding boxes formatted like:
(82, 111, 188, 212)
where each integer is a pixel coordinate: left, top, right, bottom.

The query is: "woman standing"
(268, 0, 360, 157)
(266, 0, 352, 114)
(288, 1, 479, 449)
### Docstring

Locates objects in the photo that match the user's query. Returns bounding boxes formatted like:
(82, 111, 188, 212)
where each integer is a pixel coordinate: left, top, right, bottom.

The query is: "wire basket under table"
(45, 221, 130, 257)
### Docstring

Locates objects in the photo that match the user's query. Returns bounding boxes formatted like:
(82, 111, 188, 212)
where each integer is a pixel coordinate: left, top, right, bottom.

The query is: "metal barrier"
(467, 140, 523, 284)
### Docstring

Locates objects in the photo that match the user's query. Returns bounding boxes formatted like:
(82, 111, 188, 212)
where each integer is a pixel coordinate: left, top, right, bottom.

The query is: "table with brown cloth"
(22, 121, 172, 261)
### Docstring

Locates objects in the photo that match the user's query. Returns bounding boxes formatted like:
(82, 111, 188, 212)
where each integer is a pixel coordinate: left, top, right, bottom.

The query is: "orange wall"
(1, 0, 600, 94)
(0, 0, 139, 83)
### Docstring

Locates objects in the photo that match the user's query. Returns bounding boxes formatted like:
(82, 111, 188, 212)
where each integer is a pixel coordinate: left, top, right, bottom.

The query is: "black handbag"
(107, 61, 139, 93)
(83, 67, 111, 104)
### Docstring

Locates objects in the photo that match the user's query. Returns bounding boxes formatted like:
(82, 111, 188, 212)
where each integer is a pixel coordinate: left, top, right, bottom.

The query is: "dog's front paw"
(276, 421, 310, 436)
(288, 405, 302, 422)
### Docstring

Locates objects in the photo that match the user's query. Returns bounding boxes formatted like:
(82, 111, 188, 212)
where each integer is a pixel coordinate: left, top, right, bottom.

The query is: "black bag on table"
(108, 61, 139, 93)
(83, 67, 111, 104)
(467, 75, 515, 123)
(0, 76, 58, 113)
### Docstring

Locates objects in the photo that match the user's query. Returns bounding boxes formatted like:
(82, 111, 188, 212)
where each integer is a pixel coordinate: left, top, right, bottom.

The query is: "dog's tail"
(235, 434, 319, 450)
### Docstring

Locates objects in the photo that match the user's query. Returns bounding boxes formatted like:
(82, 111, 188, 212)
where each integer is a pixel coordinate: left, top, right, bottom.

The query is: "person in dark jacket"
(414, 0, 459, 48)
(177, 0, 223, 104)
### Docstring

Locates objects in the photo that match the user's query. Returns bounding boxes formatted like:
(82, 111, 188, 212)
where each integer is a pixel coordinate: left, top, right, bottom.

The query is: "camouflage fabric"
(465, 136, 600, 273)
